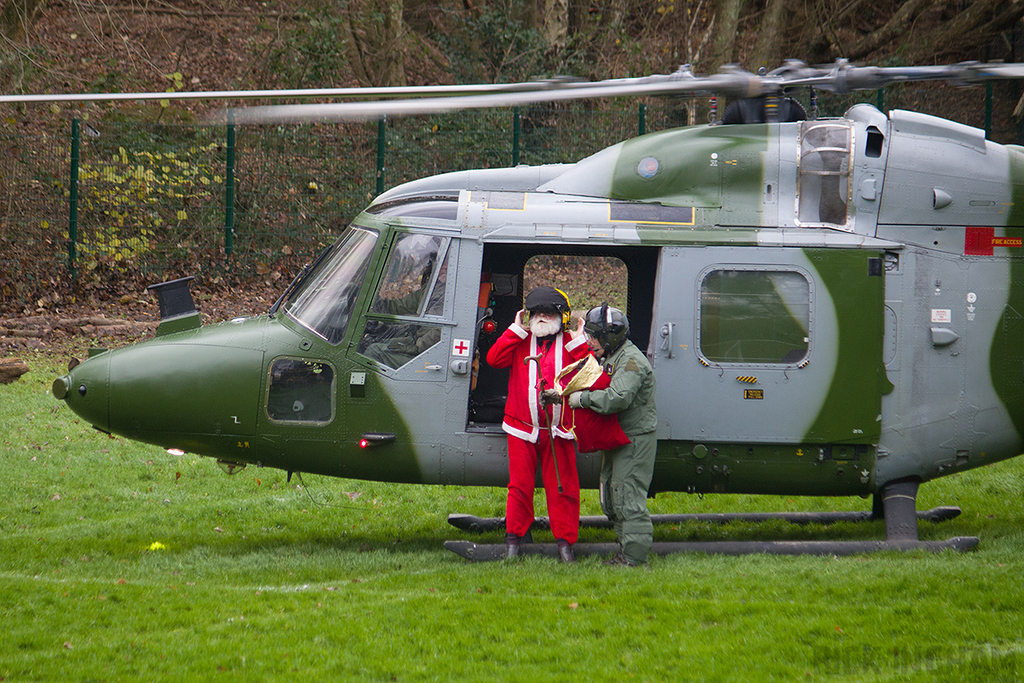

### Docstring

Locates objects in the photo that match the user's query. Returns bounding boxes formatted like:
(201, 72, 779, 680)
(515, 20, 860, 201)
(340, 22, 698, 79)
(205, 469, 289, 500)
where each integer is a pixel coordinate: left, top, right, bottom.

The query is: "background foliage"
(0, 0, 1022, 314)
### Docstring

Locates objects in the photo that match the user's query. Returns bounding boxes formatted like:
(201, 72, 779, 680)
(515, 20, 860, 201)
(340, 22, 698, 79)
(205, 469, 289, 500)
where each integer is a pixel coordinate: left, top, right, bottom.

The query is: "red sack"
(556, 357, 631, 454)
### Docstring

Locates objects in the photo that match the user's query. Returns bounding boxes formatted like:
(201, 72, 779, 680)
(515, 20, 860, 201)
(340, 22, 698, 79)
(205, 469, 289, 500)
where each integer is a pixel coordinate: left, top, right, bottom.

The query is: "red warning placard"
(965, 227, 1023, 255)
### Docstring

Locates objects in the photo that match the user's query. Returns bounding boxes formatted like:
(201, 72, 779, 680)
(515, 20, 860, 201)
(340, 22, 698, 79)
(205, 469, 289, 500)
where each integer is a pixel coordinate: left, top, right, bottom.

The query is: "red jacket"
(486, 322, 590, 443)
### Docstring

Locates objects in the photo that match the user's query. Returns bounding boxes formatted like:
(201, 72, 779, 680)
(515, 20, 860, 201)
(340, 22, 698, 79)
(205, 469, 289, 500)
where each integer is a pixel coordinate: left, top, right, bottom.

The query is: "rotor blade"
(6, 59, 1023, 117)
(783, 61, 1024, 93)
(223, 69, 767, 124)
(969, 62, 1024, 80)
(0, 81, 577, 105)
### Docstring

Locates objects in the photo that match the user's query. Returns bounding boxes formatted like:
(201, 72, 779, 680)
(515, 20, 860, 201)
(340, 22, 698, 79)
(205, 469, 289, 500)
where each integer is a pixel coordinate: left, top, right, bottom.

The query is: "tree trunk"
(340, 0, 407, 87)
(748, 0, 792, 73)
(567, 0, 587, 38)
(382, 0, 407, 86)
(902, 0, 1024, 62)
(521, 0, 539, 33)
(598, 0, 628, 33)
(790, 0, 836, 65)
(543, 0, 569, 48)
(845, 0, 939, 60)
(0, 0, 47, 41)
(708, 0, 744, 70)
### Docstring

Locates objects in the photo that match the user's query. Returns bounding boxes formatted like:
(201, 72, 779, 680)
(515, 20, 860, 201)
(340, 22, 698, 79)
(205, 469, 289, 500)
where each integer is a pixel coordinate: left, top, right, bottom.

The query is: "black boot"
(505, 533, 521, 559)
(557, 539, 576, 564)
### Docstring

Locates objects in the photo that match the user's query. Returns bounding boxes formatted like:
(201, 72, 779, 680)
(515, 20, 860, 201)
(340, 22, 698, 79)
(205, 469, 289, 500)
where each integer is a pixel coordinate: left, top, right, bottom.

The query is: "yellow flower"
(148, 541, 167, 551)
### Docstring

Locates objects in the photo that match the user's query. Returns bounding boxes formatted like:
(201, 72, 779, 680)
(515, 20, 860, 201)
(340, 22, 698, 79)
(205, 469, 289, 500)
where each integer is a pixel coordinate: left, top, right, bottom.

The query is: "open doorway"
(468, 243, 658, 430)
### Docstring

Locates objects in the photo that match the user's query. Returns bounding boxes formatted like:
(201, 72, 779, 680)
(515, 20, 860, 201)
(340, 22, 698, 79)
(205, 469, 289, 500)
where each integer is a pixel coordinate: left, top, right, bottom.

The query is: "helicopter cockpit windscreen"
(282, 227, 378, 345)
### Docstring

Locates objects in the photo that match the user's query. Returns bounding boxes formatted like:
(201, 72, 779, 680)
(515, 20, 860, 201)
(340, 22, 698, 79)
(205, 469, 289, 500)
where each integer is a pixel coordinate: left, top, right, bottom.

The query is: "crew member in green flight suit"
(568, 304, 658, 567)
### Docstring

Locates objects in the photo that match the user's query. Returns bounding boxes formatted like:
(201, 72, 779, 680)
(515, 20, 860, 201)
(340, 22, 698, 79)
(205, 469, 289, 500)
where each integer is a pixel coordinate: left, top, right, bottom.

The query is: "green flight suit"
(578, 339, 657, 564)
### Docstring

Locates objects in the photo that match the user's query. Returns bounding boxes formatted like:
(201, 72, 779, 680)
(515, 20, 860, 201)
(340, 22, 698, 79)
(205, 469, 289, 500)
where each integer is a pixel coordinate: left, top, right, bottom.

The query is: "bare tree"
(901, 0, 1024, 62)
(708, 0, 745, 69)
(844, 0, 941, 60)
(748, 0, 792, 72)
(0, 0, 47, 41)
(341, 0, 407, 87)
(543, 0, 569, 48)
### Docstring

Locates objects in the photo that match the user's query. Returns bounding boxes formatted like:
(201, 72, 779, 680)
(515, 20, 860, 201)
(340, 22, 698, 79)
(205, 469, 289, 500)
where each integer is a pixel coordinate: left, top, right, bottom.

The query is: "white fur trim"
(566, 333, 587, 352)
(502, 421, 539, 443)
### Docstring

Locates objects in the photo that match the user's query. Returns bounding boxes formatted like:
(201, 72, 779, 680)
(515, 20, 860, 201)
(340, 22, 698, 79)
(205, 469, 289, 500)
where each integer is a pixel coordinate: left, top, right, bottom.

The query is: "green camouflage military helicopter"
(38, 60, 1024, 558)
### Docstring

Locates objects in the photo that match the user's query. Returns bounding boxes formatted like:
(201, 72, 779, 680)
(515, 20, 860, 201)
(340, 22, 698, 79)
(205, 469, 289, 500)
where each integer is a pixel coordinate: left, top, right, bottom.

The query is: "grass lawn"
(2, 354, 1022, 681)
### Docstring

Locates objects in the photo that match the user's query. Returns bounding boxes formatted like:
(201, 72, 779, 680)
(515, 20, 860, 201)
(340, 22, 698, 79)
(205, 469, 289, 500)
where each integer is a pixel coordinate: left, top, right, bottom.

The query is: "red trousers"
(506, 431, 580, 544)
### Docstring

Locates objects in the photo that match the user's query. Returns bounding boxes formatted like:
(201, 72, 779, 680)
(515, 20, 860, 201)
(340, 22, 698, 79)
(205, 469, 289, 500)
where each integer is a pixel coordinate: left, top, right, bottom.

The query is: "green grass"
(2, 355, 1023, 681)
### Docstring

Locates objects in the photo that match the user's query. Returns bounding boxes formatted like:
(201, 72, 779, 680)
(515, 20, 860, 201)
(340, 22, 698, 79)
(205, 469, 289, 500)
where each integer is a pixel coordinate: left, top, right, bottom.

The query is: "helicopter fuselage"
(54, 103, 1024, 501)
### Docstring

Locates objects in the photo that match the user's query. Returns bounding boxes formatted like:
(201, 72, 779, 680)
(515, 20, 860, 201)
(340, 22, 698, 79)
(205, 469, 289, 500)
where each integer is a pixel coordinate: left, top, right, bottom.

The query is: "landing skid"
(447, 507, 962, 533)
(445, 480, 979, 559)
(444, 536, 979, 561)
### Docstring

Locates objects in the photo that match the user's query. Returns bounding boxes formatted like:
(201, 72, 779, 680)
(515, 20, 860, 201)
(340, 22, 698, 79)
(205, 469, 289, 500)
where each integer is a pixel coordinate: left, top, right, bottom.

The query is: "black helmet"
(525, 287, 571, 324)
(584, 303, 629, 355)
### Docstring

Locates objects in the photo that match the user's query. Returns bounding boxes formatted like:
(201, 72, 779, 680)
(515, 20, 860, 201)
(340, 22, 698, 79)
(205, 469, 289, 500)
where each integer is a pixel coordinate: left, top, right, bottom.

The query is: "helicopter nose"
(53, 353, 111, 432)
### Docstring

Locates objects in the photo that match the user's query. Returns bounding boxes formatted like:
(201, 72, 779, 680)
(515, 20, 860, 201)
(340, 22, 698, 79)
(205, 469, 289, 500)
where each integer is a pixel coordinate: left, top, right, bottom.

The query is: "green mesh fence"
(1, 88, 1019, 309)
(0, 125, 70, 304)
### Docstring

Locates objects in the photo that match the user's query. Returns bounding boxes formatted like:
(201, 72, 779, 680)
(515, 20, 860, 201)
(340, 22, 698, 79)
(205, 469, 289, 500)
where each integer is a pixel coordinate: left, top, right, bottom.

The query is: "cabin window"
(283, 227, 378, 345)
(699, 269, 810, 364)
(358, 234, 450, 369)
(266, 358, 335, 423)
(797, 122, 851, 227)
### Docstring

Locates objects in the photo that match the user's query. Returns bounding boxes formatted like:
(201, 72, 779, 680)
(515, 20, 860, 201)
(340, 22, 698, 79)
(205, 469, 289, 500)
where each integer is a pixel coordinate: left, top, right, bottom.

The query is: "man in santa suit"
(486, 286, 589, 563)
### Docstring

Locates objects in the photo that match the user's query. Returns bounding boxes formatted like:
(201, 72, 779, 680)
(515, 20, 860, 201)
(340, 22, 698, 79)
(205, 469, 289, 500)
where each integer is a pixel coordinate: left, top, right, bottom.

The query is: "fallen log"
(0, 357, 29, 384)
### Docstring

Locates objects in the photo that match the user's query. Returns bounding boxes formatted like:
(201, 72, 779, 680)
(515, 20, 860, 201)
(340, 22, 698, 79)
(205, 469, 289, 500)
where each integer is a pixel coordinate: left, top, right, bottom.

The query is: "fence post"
(376, 116, 386, 196)
(68, 118, 80, 283)
(512, 107, 521, 166)
(224, 111, 236, 259)
(638, 103, 647, 136)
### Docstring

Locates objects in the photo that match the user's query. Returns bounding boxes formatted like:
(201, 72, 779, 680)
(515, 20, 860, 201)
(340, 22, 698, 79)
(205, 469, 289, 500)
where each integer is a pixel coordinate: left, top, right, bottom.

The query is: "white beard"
(529, 317, 562, 338)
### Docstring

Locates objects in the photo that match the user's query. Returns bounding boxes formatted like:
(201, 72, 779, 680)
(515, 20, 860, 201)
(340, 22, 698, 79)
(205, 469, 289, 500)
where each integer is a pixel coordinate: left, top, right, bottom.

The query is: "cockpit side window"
(283, 227, 378, 345)
(358, 234, 451, 370)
